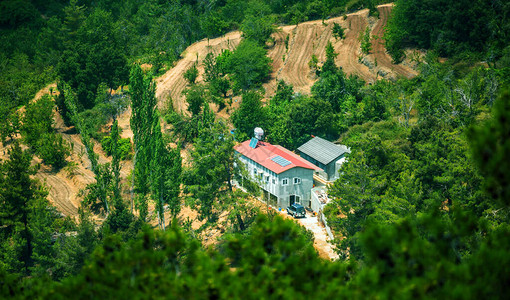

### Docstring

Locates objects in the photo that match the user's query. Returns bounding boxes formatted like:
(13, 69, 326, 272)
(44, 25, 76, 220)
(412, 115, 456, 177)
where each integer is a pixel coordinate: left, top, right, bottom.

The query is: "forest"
(1, 0, 510, 298)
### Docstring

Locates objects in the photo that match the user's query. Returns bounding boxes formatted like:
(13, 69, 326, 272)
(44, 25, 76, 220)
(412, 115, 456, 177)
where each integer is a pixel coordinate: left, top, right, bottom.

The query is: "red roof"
(234, 140, 322, 174)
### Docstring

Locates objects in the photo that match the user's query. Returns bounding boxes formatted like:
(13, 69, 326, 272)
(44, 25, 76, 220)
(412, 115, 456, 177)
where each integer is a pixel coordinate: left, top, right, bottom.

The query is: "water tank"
(254, 127, 264, 140)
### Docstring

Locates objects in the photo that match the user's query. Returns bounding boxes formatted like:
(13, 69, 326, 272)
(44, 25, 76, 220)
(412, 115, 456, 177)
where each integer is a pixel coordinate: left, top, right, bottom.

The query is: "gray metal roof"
(297, 136, 350, 165)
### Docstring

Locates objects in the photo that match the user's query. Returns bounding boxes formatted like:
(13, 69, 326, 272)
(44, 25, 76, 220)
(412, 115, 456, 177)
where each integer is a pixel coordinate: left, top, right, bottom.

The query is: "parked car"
(287, 203, 306, 218)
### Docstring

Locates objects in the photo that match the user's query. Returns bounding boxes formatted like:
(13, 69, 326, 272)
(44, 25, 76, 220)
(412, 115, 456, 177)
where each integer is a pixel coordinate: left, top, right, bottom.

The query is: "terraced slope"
(156, 4, 417, 113)
(370, 4, 418, 79)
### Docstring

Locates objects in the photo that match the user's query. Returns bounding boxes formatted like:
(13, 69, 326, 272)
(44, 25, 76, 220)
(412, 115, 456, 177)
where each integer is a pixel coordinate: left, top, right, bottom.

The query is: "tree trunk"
(224, 161, 233, 192)
(22, 212, 32, 274)
(131, 149, 137, 213)
(160, 193, 166, 231)
(236, 213, 245, 231)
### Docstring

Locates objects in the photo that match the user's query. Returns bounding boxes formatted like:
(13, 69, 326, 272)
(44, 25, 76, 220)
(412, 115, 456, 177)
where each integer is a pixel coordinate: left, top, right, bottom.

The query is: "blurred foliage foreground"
(4, 92, 510, 297)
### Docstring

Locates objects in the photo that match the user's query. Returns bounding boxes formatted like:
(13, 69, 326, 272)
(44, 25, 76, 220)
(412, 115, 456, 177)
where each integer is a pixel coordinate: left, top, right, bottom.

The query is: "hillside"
(3, 0, 510, 297)
(157, 4, 417, 114)
(0, 4, 415, 220)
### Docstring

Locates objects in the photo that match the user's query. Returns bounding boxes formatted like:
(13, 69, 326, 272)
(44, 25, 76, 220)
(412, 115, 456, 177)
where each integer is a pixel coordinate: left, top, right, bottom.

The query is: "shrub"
(22, 95, 54, 147)
(332, 23, 345, 40)
(183, 63, 199, 85)
(101, 134, 133, 160)
(226, 40, 272, 92)
(36, 133, 71, 169)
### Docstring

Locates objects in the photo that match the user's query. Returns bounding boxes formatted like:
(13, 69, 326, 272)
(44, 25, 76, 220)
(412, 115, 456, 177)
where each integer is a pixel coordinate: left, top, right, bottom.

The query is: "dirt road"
(0, 83, 136, 218)
(155, 31, 242, 113)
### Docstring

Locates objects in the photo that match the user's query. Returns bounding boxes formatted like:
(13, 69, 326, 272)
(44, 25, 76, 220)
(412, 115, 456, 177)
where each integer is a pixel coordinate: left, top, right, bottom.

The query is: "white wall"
(238, 155, 314, 209)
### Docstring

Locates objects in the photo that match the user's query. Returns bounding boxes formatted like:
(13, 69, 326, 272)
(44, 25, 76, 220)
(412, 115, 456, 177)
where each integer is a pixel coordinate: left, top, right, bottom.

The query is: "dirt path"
(33, 109, 134, 218)
(297, 213, 339, 261)
(155, 31, 242, 113)
(32, 83, 57, 102)
(35, 169, 80, 216)
(0, 83, 135, 219)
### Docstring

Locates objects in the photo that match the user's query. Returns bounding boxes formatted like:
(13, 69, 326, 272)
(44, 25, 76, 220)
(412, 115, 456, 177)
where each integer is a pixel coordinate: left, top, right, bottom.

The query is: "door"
(289, 195, 295, 205)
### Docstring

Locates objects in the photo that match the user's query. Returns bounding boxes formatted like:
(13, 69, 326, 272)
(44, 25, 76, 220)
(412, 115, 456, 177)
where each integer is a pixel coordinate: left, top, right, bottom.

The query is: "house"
(234, 134, 322, 209)
(297, 136, 350, 181)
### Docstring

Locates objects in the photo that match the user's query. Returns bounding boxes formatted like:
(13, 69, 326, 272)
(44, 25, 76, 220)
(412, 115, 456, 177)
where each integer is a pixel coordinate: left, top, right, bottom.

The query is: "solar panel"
(249, 138, 258, 149)
(271, 155, 291, 167)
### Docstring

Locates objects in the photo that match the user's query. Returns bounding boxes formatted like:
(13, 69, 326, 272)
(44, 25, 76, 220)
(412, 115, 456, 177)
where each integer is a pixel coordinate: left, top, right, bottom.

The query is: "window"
(265, 175, 269, 183)
(272, 178, 276, 184)
(282, 178, 289, 186)
(293, 177, 301, 184)
(253, 168, 257, 176)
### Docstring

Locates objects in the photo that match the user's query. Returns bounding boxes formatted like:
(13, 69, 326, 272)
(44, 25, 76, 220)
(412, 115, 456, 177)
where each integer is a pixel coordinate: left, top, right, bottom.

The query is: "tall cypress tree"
(129, 65, 157, 218)
(149, 111, 182, 230)
(0, 142, 38, 274)
(130, 65, 182, 227)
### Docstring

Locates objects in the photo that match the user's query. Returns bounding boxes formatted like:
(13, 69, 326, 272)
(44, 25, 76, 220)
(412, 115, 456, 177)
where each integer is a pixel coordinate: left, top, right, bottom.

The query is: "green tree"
(0, 106, 20, 145)
(36, 133, 71, 169)
(326, 149, 385, 259)
(241, 12, 274, 46)
(61, 0, 85, 43)
(185, 121, 236, 220)
(183, 62, 199, 85)
(202, 14, 229, 40)
(203, 52, 231, 98)
(0, 142, 39, 275)
(469, 88, 510, 206)
(226, 40, 272, 92)
(308, 54, 319, 73)
(21, 95, 71, 169)
(110, 120, 122, 204)
(264, 80, 294, 147)
(321, 41, 338, 76)
(57, 8, 128, 109)
(332, 22, 345, 40)
(149, 111, 182, 229)
(129, 65, 157, 218)
(231, 92, 266, 141)
(50, 209, 97, 280)
(28, 195, 60, 278)
(184, 84, 207, 116)
(359, 26, 372, 55)
(21, 94, 54, 147)
(61, 83, 98, 172)
(83, 163, 113, 216)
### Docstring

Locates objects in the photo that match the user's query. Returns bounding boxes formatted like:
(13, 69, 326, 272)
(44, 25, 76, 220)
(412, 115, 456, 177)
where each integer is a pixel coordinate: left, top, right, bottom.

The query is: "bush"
(183, 63, 199, 85)
(22, 94, 54, 147)
(36, 133, 71, 169)
(77, 108, 110, 140)
(332, 23, 345, 40)
(101, 134, 133, 160)
(226, 40, 272, 92)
